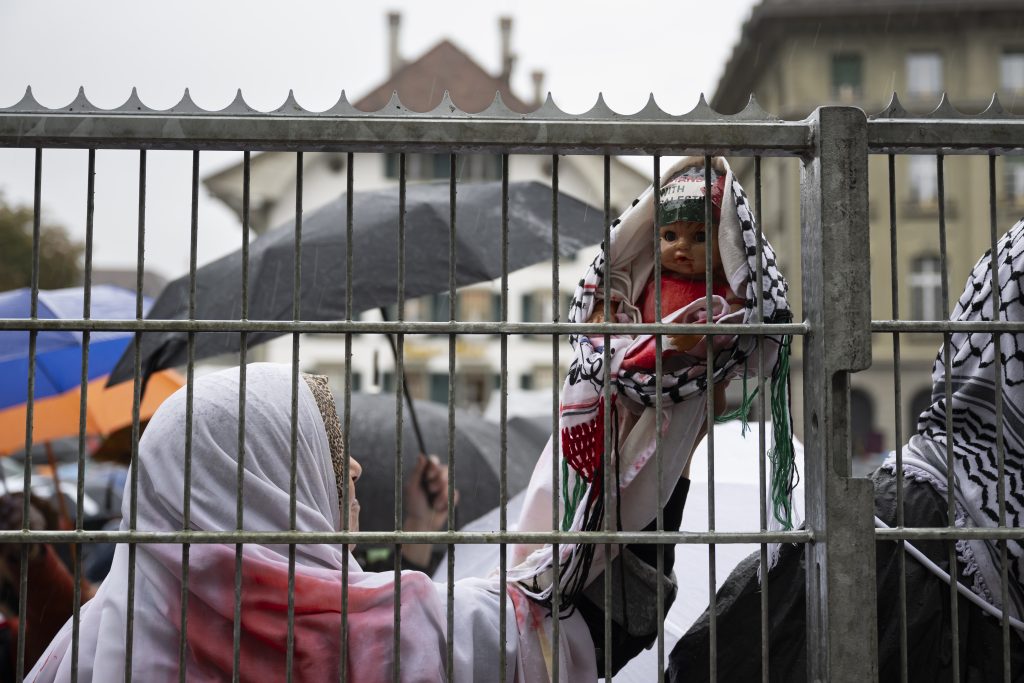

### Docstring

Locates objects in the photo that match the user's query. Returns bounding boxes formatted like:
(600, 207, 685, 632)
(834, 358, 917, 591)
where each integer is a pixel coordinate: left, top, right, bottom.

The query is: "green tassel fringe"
(768, 336, 796, 530)
(712, 336, 796, 529)
(715, 357, 756, 435)
(560, 337, 796, 531)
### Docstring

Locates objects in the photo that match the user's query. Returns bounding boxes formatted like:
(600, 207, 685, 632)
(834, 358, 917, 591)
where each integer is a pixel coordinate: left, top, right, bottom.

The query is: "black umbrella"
(108, 180, 604, 384)
(336, 392, 548, 533)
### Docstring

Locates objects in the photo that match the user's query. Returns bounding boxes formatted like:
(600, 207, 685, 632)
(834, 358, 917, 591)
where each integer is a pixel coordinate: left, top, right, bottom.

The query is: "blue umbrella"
(0, 286, 151, 410)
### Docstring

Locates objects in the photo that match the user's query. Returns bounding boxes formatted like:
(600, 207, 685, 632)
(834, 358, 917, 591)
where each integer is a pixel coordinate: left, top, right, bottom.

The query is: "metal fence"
(0, 92, 1021, 683)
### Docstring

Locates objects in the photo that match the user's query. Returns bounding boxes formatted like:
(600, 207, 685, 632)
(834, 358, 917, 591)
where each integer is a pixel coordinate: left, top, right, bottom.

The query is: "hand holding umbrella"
(401, 454, 459, 569)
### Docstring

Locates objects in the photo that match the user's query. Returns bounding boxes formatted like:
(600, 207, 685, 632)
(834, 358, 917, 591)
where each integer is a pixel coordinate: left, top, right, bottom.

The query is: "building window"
(909, 255, 944, 321)
(1006, 158, 1024, 207)
(1001, 49, 1024, 94)
(908, 156, 938, 207)
(455, 154, 502, 181)
(519, 291, 573, 322)
(429, 373, 449, 404)
(831, 53, 863, 101)
(456, 372, 492, 410)
(906, 52, 942, 98)
(850, 388, 883, 461)
(458, 289, 501, 322)
(405, 295, 445, 322)
(384, 153, 501, 181)
(525, 365, 568, 390)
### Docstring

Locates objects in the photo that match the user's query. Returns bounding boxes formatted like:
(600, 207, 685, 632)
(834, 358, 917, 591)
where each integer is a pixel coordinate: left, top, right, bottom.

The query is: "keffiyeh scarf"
(884, 217, 1024, 625)
(513, 157, 796, 606)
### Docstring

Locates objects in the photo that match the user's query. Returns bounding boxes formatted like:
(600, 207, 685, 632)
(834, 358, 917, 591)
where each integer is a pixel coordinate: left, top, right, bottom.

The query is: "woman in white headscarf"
(27, 363, 596, 682)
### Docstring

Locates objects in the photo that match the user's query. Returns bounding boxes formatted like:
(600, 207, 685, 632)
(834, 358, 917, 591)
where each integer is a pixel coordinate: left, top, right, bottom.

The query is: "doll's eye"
(662, 230, 678, 242)
(694, 231, 706, 243)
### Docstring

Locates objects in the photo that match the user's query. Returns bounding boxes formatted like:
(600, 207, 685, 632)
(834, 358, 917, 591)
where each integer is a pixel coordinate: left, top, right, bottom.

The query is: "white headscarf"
(28, 363, 596, 682)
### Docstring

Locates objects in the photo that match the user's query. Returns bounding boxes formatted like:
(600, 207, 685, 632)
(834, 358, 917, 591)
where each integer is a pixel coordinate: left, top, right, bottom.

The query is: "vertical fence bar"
(285, 151, 303, 683)
(499, 152, 510, 683)
(178, 149, 201, 682)
(651, 154, 666, 683)
(800, 106, 876, 683)
(393, 152, 406, 683)
(754, 156, 770, 683)
(987, 154, 1011, 682)
(446, 152, 457, 683)
(340, 150, 355, 683)
(232, 150, 252, 683)
(124, 149, 147, 683)
(703, 155, 718, 682)
(936, 153, 962, 683)
(15, 147, 42, 683)
(550, 153, 562, 682)
(888, 153, 909, 683)
(601, 154, 613, 682)
(71, 148, 96, 683)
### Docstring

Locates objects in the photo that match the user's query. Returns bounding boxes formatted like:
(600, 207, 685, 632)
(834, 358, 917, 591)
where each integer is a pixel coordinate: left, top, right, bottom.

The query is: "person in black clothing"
(669, 219, 1024, 682)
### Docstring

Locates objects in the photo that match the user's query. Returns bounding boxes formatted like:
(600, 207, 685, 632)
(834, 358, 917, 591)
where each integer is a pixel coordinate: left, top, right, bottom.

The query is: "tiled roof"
(355, 40, 533, 114)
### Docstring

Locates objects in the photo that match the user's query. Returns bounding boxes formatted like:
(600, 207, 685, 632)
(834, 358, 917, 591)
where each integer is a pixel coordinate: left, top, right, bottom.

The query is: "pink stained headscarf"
(27, 364, 594, 682)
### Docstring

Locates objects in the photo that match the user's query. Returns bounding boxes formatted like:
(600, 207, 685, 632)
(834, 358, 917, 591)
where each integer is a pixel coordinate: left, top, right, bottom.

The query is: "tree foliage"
(0, 193, 83, 291)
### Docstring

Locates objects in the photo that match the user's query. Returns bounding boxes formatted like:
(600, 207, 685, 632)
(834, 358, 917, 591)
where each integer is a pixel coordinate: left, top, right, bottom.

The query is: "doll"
(592, 163, 745, 372)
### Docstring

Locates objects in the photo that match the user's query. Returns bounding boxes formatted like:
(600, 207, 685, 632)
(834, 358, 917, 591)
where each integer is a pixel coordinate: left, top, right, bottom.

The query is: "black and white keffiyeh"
(886, 217, 1024, 623)
(509, 157, 796, 607)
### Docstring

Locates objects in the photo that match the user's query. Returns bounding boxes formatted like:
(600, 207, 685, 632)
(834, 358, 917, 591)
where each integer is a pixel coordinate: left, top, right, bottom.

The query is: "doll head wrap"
(658, 165, 726, 226)
(302, 373, 347, 509)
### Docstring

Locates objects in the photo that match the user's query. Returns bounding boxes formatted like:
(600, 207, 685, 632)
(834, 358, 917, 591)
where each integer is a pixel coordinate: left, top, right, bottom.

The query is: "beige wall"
(724, 23, 1024, 460)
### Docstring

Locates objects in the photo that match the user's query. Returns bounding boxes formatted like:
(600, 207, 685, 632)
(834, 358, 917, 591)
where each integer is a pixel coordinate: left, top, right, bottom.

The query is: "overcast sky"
(0, 0, 759, 281)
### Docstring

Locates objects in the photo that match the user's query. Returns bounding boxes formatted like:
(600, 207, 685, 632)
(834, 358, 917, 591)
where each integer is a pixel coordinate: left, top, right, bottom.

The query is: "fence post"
(800, 106, 878, 682)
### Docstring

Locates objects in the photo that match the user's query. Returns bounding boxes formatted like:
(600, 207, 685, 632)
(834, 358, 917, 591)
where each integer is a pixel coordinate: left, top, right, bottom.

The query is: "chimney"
(499, 16, 515, 83)
(531, 70, 545, 107)
(387, 12, 403, 76)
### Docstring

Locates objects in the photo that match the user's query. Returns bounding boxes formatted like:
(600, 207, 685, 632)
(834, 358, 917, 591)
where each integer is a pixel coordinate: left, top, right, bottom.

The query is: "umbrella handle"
(377, 308, 439, 509)
(377, 308, 429, 458)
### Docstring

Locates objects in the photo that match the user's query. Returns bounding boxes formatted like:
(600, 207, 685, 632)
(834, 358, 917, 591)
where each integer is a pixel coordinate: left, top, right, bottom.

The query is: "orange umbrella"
(0, 370, 184, 457)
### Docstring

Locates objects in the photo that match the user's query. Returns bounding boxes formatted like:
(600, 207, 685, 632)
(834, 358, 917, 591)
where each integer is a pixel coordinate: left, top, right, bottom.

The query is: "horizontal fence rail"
(1, 93, 1023, 683)
(0, 90, 814, 155)
(0, 529, 815, 545)
(0, 319, 810, 335)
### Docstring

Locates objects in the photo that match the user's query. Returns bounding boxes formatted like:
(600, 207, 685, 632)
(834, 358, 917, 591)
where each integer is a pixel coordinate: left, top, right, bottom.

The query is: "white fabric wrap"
(510, 156, 793, 598)
(28, 363, 595, 682)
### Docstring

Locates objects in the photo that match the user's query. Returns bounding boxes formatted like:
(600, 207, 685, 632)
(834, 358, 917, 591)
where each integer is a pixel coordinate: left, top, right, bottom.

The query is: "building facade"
(712, 0, 1024, 470)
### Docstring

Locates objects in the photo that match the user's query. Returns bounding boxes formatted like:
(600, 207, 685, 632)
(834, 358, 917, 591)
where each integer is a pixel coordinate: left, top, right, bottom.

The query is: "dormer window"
(832, 53, 863, 102)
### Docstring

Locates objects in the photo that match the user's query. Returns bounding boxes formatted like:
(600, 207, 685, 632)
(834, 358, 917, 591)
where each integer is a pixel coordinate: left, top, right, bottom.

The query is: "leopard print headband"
(301, 373, 346, 509)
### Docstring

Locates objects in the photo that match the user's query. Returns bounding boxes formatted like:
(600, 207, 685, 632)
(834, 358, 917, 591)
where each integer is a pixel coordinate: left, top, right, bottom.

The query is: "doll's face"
(659, 220, 721, 279)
